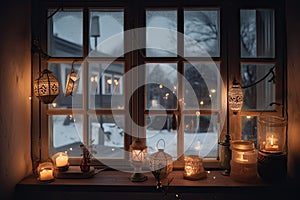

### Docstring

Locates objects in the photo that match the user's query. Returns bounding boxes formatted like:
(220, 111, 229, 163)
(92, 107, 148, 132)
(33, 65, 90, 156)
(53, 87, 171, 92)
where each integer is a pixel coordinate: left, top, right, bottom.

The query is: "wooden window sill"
(15, 169, 292, 200)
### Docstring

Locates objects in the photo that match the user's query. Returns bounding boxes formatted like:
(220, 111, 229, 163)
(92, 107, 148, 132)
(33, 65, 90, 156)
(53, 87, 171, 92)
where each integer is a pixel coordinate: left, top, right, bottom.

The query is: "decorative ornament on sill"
(149, 139, 173, 188)
(34, 69, 60, 104)
(80, 140, 97, 172)
(228, 78, 244, 114)
(64, 60, 80, 97)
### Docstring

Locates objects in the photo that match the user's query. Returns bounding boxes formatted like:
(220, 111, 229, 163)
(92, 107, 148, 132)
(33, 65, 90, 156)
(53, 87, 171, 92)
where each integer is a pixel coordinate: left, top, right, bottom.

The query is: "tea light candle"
(56, 153, 68, 167)
(265, 134, 279, 151)
(39, 168, 54, 181)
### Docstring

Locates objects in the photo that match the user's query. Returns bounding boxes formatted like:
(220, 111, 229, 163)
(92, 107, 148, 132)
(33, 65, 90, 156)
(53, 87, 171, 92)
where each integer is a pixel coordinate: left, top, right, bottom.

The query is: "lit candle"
(39, 168, 54, 181)
(56, 153, 68, 167)
(236, 152, 249, 163)
(265, 134, 279, 151)
(183, 155, 206, 180)
(132, 149, 144, 162)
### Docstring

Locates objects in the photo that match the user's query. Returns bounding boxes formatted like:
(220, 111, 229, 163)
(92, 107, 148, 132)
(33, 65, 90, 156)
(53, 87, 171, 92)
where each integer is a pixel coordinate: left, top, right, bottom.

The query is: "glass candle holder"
(51, 152, 69, 171)
(37, 162, 55, 182)
(183, 155, 206, 180)
(230, 140, 257, 182)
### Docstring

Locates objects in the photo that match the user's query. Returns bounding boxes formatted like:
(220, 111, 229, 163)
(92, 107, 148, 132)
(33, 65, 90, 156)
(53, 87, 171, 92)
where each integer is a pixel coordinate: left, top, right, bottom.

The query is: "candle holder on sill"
(257, 103, 287, 182)
(230, 140, 258, 182)
(183, 155, 207, 180)
(37, 161, 55, 182)
(129, 139, 148, 182)
(51, 152, 69, 172)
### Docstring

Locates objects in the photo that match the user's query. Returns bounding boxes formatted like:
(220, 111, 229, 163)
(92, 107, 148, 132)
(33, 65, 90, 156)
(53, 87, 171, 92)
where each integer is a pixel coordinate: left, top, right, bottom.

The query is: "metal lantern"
(129, 139, 148, 182)
(228, 78, 244, 114)
(37, 161, 55, 182)
(257, 103, 287, 181)
(64, 63, 80, 97)
(149, 139, 173, 188)
(34, 69, 60, 104)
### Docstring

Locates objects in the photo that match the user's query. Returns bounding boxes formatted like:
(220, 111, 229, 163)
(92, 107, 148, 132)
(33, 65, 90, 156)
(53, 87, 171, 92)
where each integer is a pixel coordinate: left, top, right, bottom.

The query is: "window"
(32, 0, 285, 168)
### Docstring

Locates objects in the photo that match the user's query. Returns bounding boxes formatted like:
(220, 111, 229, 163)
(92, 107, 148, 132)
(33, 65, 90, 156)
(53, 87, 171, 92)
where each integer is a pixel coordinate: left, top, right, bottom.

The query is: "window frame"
(31, 0, 286, 170)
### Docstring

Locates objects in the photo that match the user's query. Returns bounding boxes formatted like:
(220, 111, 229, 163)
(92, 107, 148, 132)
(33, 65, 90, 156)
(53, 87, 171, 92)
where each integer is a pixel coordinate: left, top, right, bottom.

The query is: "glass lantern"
(230, 140, 257, 182)
(257, 106, 287, 181)
(183, 155, 207, 180)
(228, 78, 244, 114)
(149, 139, 173, 188)
(51, 152, 69, 172)
(37, 161, 55, 182)
(129, 139, 148, 182)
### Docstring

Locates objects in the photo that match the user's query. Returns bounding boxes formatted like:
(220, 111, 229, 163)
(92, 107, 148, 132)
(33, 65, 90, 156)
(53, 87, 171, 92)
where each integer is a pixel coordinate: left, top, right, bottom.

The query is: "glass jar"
(230, 140, 257, 182)
(37, 161, 55, 182)
(183, 155, 206, 180)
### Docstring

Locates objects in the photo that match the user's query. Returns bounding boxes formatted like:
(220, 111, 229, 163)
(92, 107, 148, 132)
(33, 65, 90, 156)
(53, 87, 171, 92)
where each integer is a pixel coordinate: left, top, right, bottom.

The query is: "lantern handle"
(259, 102, 287, 121)
(156, 139, 165, 150)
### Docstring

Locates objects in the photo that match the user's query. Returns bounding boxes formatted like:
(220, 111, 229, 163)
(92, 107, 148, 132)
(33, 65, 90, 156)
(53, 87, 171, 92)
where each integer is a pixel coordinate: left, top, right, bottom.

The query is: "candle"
(132, 149, 144, 161)
(236, 152, 249, 163)
(265, 135, 279, 151)
(56, 153, 68, 167)
(39, 168, 54, 181)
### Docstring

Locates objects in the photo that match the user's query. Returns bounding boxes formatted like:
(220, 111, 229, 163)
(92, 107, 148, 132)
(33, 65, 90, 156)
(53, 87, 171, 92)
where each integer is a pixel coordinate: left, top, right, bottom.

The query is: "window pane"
(184, 63, 220, 110)
(49, 115, 83, 157)
(89, 115, 124, 159)
(240, 9, 275, 58)
(242, 116, 258, 147)
(146, 10, 177, 57)
(146, 63, 178, 110)
(241, 64, 276, 110)
(48, 10, 83, 57)
(89, 10, 124, 57)
(48, 63, 83, 109)
(184, 115, 219, 158)
(184, 9, 220, 57)
(89, 62, 124, 109)
(146, 115, 177, 158)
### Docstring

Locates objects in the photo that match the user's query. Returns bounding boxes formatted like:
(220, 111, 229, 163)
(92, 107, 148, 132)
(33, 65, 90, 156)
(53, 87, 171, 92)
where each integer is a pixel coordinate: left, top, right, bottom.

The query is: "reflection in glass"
(89, 62, 124, 109)
(146, 63, 178, 110)
(89, 115, 124, 158)
(184, 10, 219, 57)
(184, 115, 219, 158)
(242, 116, 258, 147)
(240, 9, 275, 58)
(146, 10, 177, 57)
(49, 115, 83, 157)
(241, 64, 275, 110)
(146, 115, 177, 158)
(89, 10, 124, 57)
(184, 63, 220, 110)
(48, 63, 83, 109)
(48, 10, 83, 57)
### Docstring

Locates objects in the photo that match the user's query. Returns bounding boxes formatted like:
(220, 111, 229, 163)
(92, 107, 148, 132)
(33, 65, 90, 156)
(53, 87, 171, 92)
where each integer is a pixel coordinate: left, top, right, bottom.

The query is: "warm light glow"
(228, 80, 244, 113)
(132, 149, 145, 162)
(107, 78, 112, 84)
(52, 102, 57, 108)
(39, 168, 54, 181)
(55, 153, 68, 167)
(159, 84, 163, 89)
(200, 101, 204, 105)
(265, 134, 279, 151)
(210, 88, 216, 93)
(196, 111, 200, 116)
(246, 116, 252, 119)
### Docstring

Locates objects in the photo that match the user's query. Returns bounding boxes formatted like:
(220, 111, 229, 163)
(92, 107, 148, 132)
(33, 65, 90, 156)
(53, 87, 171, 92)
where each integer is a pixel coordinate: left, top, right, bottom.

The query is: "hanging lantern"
(129, 139, 148, 182)
(228, 78, 244, 114)
(34, 69, 59, 104)
(149, 139, 173, 188)
(64, 62, 80, 97)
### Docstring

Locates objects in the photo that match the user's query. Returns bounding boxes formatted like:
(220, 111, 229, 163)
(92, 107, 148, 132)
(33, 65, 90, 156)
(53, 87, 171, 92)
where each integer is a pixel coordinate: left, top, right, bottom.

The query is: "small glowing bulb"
(246, 116, 252, 119)
(200, 101, 204, 105)
(69, 147, 73, 151)
(159, 84, 163, 89)
(28, 96, 32, 100)
(210, 89, 216, 93)
(52, 103, 57, 108)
